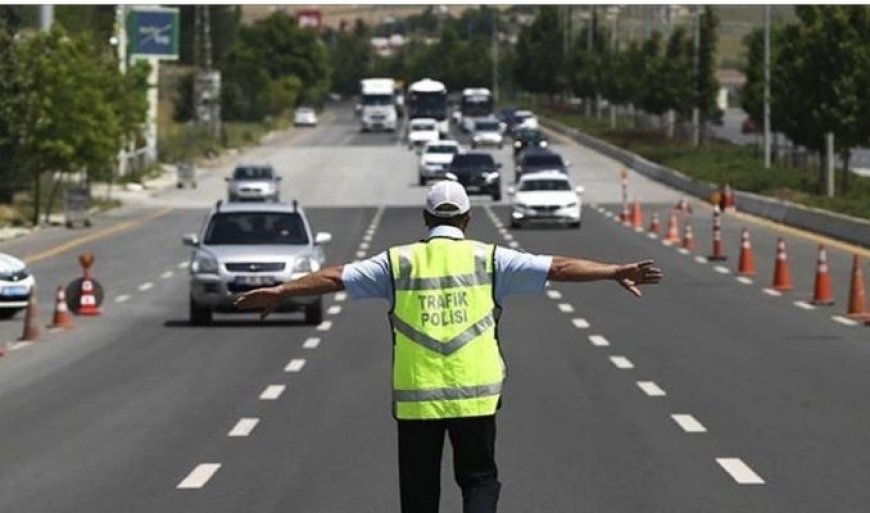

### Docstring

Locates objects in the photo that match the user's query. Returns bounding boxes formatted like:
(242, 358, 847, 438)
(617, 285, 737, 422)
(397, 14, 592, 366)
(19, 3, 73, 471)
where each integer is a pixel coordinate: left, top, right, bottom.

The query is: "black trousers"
(397, 415, 501, 513)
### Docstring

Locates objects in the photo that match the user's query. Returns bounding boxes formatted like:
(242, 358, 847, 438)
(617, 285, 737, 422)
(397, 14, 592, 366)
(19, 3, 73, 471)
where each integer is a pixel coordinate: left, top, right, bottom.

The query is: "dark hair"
(423, 210, 470, 230)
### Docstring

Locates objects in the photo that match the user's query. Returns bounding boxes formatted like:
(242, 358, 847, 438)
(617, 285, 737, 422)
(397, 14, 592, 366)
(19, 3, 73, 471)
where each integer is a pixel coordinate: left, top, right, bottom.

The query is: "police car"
(0, 252, 35, 319)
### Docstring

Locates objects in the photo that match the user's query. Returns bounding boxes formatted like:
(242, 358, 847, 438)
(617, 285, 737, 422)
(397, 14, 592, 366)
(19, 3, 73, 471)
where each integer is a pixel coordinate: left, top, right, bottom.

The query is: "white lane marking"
(677, 248, 691, 255)
(609, 356, 634, 369)
(8, 341, 32, 351)
(793, 301, 816, 310)
(736, 276, 753, 285)
(588, 334, 609, 346)
(355, 251, 366, 259)
(177, 463, 221, 489)
(161, 270, 174, 279)
(646, 233, 658, 239)
(303, 337, 321, 349)
(327, 305, 342, 315)
(637, 381, 667, 397)
(694, 256, 707, 264)
(285, 358, 306, 372)
(661, 240, 674, 247)
(228, 418, 259, 437)
(546, 290, 562, 300)
(317, 320, 333, 331)
(762, 288, 783, 297)
(572, 318, 591, 329)
(498, 228, 508, 236)
(716, 458, 765, 485)
(335, 292, 347, 302)
(508, 241, 520, 249)
(115, 294, 130, 303)
(178, 261, 190, 269)
(634, 227, 644, 233)
(832, 316, 859, 326)
(259, 385, 286, 400)
(502, 233, 514, 241)
(714, 265, 730, 274)
(359, 242, 370, 250)
(362, 234, 372, 242)
(138, 282, 153, 291)
(671, 414, 707, 433)
(557, 303, 575, 313)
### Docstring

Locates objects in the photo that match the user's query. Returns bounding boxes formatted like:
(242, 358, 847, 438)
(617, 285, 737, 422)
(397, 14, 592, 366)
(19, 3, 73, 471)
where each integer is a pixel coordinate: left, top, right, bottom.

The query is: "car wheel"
(569, 221, 581, 229)
(189, 296, 212, 326)
(491, 191, 502, 202)
(228, 194, 237, 202)
(0, 309, 19, 320)
(304, 298, 323, 325)
(418, 175, 426, 186)
(510, 220, 522, 229)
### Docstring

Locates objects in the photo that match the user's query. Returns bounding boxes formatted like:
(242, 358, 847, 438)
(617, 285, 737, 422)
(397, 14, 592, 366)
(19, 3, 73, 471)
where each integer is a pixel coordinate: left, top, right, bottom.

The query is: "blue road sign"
(128, 7, 179, 59)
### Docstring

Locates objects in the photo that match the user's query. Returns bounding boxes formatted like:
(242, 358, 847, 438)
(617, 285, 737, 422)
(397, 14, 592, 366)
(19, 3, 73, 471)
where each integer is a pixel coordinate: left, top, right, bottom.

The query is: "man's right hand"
(233, 286, 283, 320)
(614, 260, 663, 298)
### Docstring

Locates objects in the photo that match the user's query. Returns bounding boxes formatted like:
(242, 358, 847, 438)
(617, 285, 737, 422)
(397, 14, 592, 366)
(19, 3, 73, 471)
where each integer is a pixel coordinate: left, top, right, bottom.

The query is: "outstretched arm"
(547, 257, 662, 298)
(233, 265, 345, 319)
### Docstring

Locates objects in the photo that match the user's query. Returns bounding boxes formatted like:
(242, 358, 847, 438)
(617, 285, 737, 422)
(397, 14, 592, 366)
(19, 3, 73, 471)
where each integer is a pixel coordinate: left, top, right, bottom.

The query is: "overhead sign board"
(128, 7, 179, 59)
(296, 9, 322, 29)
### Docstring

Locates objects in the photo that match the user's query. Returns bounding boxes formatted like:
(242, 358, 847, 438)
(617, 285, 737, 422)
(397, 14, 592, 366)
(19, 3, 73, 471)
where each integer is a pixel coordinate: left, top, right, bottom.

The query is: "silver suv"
(225, 164, 281, 202)
(183, 201, 332, 325)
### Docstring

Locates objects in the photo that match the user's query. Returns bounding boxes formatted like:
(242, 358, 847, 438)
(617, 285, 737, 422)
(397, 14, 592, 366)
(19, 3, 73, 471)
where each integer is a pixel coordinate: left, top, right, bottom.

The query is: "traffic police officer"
(234, 180, 663, 513)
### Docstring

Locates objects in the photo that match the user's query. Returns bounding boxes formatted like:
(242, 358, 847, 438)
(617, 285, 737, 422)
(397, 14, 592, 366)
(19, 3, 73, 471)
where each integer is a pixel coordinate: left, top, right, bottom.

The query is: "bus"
(459, 88, 494, 132)
(407, 78, 448, 137)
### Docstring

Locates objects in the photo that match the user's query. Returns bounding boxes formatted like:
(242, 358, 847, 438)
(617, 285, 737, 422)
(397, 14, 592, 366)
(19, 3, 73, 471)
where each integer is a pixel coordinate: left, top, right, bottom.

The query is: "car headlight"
(540, 140, 549, 148)
(293, 257, 320, 273)
(473, 135, 482, 141)
(484, 172, 500, 183)
(191, 253, 219, 274)
(514, 141, 521, 148)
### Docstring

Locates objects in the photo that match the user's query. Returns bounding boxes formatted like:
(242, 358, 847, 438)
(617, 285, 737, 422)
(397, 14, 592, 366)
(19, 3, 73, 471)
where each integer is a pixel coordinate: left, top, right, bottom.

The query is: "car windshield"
(362, 94, 393, 106)
(233, 166, 273, 180)
(296, 108, 313, 114)
(451, 154, 494, 170)
(475, 121, 500, 131)
(515, 112, 532, 121)
(518, 130, 544, 141)
(204, 212, 308, 245)
(412, 123, 436, 131)
(426, 145, 458, 155)
(519, 179, 571, 192)
(524, 154, 563, 167)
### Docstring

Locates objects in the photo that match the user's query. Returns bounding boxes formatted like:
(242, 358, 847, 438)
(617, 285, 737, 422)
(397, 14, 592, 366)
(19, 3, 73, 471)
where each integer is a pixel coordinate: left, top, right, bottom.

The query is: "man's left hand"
(615, 260, 663, 298)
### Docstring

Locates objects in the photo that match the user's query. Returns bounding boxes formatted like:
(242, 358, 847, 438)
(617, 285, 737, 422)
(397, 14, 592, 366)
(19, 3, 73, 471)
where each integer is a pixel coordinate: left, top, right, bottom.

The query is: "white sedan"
(509, 171, 584, 229)
(0, 252, 35, 319)
(407, 118, 440, 151)
(293, 107, 318, 127)
(418, 140, 462, 185)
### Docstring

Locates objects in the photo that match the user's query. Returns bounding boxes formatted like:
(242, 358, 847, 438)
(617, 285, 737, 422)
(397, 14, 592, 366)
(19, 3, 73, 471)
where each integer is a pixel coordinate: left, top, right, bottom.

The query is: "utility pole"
(39, 5, 53, 31)
(194, 6, 221, 140)
(609, 6, 619, 129)
(763, 4, 771, 168)
(491, 9, 498, 103)
(585, 6, 594, 117)
(691, 6, 701, 147)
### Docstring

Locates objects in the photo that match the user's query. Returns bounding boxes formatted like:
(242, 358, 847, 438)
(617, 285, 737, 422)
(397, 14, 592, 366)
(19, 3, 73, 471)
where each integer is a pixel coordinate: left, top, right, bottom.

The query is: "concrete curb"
(541, 117, 870, 249)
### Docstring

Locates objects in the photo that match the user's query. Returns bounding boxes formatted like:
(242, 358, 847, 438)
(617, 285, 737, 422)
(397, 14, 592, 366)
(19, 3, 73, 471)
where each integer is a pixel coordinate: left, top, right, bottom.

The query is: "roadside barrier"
(648, 212, 660, 235)
(846, 255, 869, 321)
(19, 287, 39, 342)
(708, 206, 727, 261)
(771, 238, 793, 292)
(811, 245, 835, 306)
(663, 212, 680, 245)
(737, 228, 756, 276)
(682, 224, 696, 251)
(47, 285, 73, 330)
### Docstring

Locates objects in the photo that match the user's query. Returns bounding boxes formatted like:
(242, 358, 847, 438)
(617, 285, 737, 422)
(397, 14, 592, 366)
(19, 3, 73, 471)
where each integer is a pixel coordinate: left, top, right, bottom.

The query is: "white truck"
(407, 78, 449, 137)
(460, 88, 494, 133)
(359, 78, 398, 132)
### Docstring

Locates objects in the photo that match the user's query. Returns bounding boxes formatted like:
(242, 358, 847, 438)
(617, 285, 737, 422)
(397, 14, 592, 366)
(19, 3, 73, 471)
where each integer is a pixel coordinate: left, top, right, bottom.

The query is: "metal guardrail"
(541, 117, 870, 249)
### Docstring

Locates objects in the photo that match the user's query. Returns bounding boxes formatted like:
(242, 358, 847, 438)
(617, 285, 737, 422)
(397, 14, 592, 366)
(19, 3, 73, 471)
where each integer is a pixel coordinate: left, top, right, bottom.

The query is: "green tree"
(514, 6, 564, 101)
(740, 28, 765, 126)
(697, 6, 721, 123)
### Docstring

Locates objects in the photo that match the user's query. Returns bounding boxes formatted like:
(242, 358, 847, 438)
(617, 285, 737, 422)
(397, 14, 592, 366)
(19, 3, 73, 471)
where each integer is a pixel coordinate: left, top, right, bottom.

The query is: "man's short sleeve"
(340, 251, 393, 301)
(493, 246, 553, 303)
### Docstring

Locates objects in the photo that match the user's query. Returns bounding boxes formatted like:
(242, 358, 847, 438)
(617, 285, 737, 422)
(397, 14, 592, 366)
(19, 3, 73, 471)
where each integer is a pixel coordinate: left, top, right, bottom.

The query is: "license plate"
(465, 185, 481, 192)
(0, 285, 28, 297)
(233, 275, 276, 286)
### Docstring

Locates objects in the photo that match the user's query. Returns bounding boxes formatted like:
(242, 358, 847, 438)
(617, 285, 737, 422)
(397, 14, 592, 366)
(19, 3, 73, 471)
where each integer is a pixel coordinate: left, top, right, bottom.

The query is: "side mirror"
(182, 233, 200, 247)
(276, 176, 283, 181)
(575, 186, 585, 195)
(496, 162, 502, 169)
(314, 232, 332, 245)
(224, 177, 231, 182)
(507, 186, 516, 196)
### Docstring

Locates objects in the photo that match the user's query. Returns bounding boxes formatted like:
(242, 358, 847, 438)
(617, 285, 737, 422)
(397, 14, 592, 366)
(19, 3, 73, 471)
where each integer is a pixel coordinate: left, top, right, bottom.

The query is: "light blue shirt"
(341, 225, 553, 305)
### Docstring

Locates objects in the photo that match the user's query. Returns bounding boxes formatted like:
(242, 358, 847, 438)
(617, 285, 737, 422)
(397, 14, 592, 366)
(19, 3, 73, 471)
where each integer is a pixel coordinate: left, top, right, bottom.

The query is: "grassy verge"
(158, 116, 290, 164)
(541, 108, 870, 220)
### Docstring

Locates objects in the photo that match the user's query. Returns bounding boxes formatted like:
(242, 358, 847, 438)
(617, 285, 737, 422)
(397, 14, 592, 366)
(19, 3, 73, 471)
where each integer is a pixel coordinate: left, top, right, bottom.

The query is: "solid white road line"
(694, 256, 708, 264)
(508, 241, 519, 249)
(588, 334, 609, 346)
(327, 305, 342, 315)
(557, 303, 575, 313)
(335, 292, 347, 302)
(671, 414, 707, 433)
(637, 381, 666, 397)
(317, 320, 333, 331)
(177, 463, 221, 489)
(736, 276, 754, 285)
(546, 290, 562, 300)
(356, 251, 366, 259)
(285, 358, 306, 372)
(161, 270, 174, 279)
(832, 316, 859, 326)
(716, 458, 765, 485)
(228, 418, 259, 437)
(259, 385, 286, 400)
(572, 318, 591, 329)
(303, 337, 321, 349)
(763, 288, 783, 297)
(138, 282, 153, 291)
(793, 301, 816, 310)
(714, 265, 730, 274)
(609, 356, 635, 369)
(115, 294, 130, 303)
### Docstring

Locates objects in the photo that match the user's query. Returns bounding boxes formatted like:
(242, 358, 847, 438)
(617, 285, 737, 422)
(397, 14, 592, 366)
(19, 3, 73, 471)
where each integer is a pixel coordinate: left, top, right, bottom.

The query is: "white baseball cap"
(425, 180, 470, 217)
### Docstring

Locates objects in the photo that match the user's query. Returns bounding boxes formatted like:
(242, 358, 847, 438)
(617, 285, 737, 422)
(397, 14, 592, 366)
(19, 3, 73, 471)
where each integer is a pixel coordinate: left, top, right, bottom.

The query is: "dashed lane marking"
(362, 234, 372, 242)
(508, 241, 520, 249)
(646, 233, 658, 239)
(359, 242, 370, 250)
(317, 320, 333, 331)
(677, 248, 691, 255)
(177, 463, 221, 489)
(138, 282, 153, 291)
(285, 358, 306, 372)
(714, 265, 730, 274)
(327, 305, 341, 315)
(793, 301, 815, 310)
(763, 288, 783, 297)
(637, 381, 667, 397)
(303, 337, 321, 349)
(502, 233, 514, 241)
(694, 256, 707, 264)
(228, 418, 259, 437)
(557, 303, 575, 313)
(572, 318, 591, 329)
(609, 356, 634, 369)
(588, 334, 609, 346)
(356, 251, 366, 259)
(335, 292, 347, 302)
(716, 458, 765, 485)
(178, 261, 190, 269)
(736, 276, 754, 285)
(8, 341, 32, 351)
(832, 316, 859, 327)
(671, 414, 707, 433)
(161, 271, 174, 279)
(546, 290, 562, 300)
(259, 385, 286, 400)
(115, 295, 130, 303)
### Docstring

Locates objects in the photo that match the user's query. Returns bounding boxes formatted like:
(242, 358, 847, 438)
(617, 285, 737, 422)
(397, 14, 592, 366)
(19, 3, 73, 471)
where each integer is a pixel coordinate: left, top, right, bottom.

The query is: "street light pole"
(691, 6, 700, 147)
(763, 4, 771, 168)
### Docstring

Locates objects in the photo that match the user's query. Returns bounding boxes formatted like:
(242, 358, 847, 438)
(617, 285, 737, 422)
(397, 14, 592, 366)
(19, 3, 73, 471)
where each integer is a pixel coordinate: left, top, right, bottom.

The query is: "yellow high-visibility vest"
(388, 238, 504, 420)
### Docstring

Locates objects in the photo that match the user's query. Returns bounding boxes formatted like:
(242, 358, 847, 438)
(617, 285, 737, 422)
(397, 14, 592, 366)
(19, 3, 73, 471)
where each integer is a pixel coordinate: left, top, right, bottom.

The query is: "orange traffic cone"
(846, 255, 869, 321)
(811, 245, 834, 306)
(682, 224, 696, 251)
(771, 238, 793, 291)
(648, 212, 660, 235)
(663, 212, 680, 245)
(708, 207, 727, 261)
(78, 278, 100, 316)
(47, 285, 73, 330)
(737, 228, 755, 276)
(19, 288, 39, 342)
(721, 183, 736, 213)
(630, 199, 643, 230)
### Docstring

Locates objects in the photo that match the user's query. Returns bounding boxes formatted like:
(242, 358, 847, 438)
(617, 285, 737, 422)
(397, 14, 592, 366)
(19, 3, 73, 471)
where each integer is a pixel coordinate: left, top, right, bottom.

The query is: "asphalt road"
(0, 105, 868, 513)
